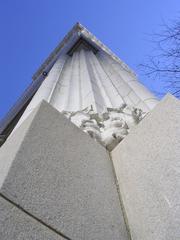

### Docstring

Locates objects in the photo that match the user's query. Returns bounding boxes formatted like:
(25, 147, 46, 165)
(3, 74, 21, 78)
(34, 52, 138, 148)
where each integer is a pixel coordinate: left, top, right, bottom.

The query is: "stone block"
(0, 101, 129, 240)
(111, 94, 180, 240)
(0, 196, 64, 240)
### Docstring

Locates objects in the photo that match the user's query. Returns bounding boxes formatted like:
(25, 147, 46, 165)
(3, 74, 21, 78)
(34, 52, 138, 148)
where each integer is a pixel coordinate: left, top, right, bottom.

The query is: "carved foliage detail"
(62, 104, 146, 151)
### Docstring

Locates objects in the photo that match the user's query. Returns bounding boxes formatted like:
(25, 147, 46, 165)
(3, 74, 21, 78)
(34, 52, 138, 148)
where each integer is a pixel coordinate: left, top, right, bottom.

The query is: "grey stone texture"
(111, 94, 180, 240)
(0, 101, 129, 240)
(0, 196, 64, 240)
(0, 104, 40, 188)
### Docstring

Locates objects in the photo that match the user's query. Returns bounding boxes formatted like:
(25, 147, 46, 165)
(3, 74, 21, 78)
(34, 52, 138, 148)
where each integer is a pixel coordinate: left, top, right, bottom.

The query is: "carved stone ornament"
(62, 103, 146, 151)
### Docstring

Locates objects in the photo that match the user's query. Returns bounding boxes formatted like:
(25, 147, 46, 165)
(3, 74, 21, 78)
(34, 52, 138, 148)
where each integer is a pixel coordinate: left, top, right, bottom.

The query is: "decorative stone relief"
(62, 104, 146, 151)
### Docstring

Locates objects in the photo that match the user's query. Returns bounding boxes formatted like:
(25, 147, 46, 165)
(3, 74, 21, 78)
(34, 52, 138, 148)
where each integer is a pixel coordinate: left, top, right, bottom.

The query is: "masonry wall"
(111, 94, 180, 240)
(0, 101, 129, 240)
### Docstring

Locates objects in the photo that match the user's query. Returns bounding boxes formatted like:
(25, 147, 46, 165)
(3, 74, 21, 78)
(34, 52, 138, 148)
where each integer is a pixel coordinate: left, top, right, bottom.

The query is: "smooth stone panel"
(0, 196, 64, 240)
(111, 94, 180, 240)
(15, 55, 67, 130)
(0, 100, 129, 240)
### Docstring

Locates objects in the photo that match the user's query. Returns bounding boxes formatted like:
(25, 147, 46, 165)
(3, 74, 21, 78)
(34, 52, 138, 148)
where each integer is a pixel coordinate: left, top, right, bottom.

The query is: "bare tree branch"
(140, 19, 180, 98)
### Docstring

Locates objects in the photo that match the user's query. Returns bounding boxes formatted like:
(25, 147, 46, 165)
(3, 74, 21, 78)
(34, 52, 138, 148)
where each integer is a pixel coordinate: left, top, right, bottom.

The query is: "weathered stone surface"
(0, 101, 129, 240)
(0, 105, 40, 188)
(111, 94, 180, 240)
(0, 196, 64, 240)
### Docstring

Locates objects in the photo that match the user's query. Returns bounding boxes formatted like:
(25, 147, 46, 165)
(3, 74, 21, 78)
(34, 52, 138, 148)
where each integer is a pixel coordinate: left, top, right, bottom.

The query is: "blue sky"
(0, 0, 179, 119)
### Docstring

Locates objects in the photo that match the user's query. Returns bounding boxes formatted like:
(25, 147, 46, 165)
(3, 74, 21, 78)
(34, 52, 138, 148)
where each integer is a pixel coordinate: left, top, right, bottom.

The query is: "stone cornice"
(32, 22, 135, 81)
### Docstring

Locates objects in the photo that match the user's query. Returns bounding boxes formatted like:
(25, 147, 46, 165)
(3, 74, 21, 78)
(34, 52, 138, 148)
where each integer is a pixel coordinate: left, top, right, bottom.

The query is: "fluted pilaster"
(15, 49, 158, 131)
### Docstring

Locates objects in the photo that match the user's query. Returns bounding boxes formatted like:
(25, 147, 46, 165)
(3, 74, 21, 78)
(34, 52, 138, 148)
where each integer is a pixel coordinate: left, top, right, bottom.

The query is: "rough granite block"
(0, 100, 129, 240)
(111, 94, 180, 240)
(0, 196, 65, 240)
